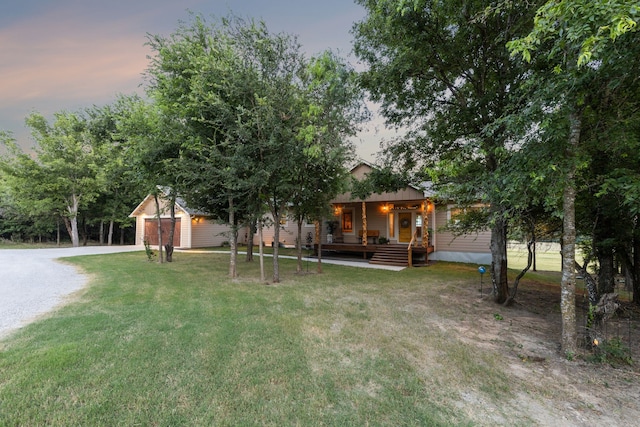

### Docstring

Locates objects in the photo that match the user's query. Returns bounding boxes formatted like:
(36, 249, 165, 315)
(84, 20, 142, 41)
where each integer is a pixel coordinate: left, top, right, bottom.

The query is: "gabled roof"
(348, 161, 435, 199)
(129, 187, 208, 217)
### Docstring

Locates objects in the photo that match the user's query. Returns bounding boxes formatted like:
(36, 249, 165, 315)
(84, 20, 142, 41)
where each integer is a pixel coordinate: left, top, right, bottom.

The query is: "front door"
(398, 212, 412, 243)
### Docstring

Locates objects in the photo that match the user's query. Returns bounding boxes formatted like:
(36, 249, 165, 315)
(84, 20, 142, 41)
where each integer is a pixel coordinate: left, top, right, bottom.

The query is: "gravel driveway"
(0, 246, 142, 339)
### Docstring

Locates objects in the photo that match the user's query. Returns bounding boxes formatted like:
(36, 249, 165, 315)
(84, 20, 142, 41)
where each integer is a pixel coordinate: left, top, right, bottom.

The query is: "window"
(342, 210, 353, 232)
(448, 205, 486, 224)
(388, 213, 395, 238)
(448, 207, 464, 224)
(279, 214, 288, 226)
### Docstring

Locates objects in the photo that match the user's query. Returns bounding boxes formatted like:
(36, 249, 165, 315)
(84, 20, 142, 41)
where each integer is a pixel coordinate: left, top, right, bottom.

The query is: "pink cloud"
(0, 9, 152, 109)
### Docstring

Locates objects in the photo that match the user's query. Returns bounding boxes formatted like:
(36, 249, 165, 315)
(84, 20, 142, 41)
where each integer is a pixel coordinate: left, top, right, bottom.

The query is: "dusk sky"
(1, 0, 392, 161)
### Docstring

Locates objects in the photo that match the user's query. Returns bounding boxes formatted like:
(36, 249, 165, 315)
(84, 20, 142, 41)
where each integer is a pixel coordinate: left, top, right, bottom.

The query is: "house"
(129, 164, 491, 265)
(315, 162, 492, 265)
(129, 190, 245, 248)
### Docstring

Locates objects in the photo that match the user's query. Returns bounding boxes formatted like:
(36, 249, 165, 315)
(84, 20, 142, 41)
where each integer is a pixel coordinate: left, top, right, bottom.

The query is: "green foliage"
(145, 14, 364, 279)
(353, 0, 543, 303)
(325, 220, 339, 235)
(143, 239, 155, 262)
(350, 166, 412, 201)
(588, 337, 633, 366)
(444, 205, 491, 236)
(83, 100, 150, 240)
(507, 0, 638, 67)
(1, 112, 105, 247)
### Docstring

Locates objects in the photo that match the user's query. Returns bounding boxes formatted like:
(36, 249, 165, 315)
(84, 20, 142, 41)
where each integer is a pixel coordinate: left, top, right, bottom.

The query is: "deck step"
(369, 245, 409, 267)
(370, 245, 427, 267)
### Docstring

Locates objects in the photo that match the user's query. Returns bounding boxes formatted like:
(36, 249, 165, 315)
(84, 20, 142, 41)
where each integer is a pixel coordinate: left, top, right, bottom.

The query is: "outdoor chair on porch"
(358, 229, 379, 244)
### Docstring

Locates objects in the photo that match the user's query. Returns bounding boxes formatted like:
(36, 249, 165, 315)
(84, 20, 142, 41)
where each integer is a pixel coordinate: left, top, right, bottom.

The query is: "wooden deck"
(314, 243, 434, 266)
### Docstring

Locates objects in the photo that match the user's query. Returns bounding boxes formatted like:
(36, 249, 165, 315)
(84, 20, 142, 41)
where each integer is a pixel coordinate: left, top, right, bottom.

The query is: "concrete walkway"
(181, 249, 406, 271)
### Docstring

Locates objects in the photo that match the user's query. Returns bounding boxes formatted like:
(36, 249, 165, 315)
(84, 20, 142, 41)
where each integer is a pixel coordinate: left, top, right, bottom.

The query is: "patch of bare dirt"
(446, 274, 640, 426)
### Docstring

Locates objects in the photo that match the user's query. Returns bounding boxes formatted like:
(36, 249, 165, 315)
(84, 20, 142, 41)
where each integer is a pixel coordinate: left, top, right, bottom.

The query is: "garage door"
(144, 218, 181, 247)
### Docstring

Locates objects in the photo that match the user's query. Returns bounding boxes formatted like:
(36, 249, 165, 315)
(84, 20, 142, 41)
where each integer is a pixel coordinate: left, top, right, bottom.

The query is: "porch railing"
(407, 229, 419, 267)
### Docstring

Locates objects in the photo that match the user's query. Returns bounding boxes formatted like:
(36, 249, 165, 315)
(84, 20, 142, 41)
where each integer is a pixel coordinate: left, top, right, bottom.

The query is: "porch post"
(361, 201, 367, 247)
(423, 200, 429, 265)
(422, 200, 428, 249)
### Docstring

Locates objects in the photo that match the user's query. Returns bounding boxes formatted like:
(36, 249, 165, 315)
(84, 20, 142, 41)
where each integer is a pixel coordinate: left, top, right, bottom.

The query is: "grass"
(200, 242, 567, 271)
(0, 240, 71, 249)
(0, 252, 543, 426)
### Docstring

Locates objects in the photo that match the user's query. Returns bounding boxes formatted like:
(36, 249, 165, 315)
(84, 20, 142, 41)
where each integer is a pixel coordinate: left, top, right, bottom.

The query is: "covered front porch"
(315, 162, 437, 267)
(326, 198, 434, 243)
(318, 196, 435, 266)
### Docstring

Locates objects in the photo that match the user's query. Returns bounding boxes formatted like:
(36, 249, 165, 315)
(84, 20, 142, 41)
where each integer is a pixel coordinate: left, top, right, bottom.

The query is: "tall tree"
(508, 0, 638, 355)
(289, 50, 366, 273)
(1, 112, 104, 247)
(0, 132, 61, 243)
(146, 15, 263, 276)
(353, 0, 541, 303)
(114, 95, 183, 263)
(146, 15, 362, 282)
(84, 102, 147, 246)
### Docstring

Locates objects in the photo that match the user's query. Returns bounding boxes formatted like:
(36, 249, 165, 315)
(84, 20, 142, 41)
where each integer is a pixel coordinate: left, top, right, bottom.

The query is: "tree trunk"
(99, 220, 105, 245)
(490, 210, 508, 303)
(296, 217, 303, 273)
(62, 216, 72, 244)
(259, 220, 265, 282)
(228, 196, 237, 278)
(316, 220, 323, 273)
(597, 249, 615, 294)
(361, 201, 367, 247)
(165, 193, 177, 262)
(505, 239, 534, 306)
(107, 220, 114, 246)
(632, 227, 640, 305)
(56, 217, 61, 247)
(153, 194, 164, 264)
(272, 206, 281, 283)
(560, 109, 581, 357)
(561, 178, 578, 356)
(68, 194, 80, 248)
(575, 259, 599, 345)
(246, 220, 255, 262)
(575, 261, 599, 307)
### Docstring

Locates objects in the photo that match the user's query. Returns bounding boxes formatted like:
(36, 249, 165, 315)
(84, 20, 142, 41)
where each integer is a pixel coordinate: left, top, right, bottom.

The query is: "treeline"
(0, 108, 146, 247)
(1, 15, 366, 284)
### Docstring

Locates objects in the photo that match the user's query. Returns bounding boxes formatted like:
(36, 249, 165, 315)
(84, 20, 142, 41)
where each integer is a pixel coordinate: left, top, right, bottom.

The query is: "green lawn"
(507, 245, 562, 272)
(200, 242, 566, 272)
(0, 252, 550, 426)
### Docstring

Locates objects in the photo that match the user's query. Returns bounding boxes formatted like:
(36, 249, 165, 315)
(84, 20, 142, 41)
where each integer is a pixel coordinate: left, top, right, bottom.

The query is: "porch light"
(381, 204, 389, 213)
(333, 205, 342, 215)
(426, 202, 434, 213)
